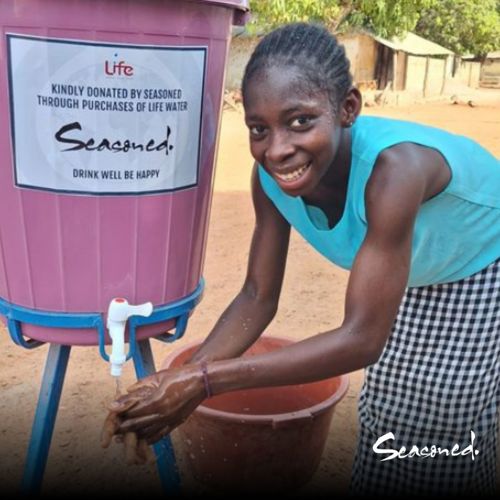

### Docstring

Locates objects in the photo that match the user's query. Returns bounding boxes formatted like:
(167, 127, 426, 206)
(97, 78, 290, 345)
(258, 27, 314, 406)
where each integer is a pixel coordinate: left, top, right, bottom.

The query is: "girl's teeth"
(276, 163, 309, 182)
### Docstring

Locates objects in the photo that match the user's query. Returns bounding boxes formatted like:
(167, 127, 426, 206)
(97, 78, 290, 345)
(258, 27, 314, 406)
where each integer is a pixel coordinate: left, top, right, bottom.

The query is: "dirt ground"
(0, 94, 499, 495)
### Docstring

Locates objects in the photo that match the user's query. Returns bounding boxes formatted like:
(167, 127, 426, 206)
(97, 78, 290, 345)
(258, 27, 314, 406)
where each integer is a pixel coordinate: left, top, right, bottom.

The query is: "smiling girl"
(103, 23, 500, 496)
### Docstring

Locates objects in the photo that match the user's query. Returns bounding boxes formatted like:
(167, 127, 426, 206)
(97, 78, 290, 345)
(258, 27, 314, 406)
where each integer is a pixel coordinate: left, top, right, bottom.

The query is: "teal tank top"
(258, 116, 500, 287)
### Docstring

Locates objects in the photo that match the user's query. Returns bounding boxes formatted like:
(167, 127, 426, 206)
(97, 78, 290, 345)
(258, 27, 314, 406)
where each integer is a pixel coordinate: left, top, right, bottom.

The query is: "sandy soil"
(0, 96, 499, 495)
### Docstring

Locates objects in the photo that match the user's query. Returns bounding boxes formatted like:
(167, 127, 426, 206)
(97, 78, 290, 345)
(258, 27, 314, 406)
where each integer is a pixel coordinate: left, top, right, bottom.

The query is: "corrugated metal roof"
(374, 32, 454, 56)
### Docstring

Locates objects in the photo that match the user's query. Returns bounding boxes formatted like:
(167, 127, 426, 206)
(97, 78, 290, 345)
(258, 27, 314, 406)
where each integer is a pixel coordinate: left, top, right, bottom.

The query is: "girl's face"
(244, 64, 349, 197)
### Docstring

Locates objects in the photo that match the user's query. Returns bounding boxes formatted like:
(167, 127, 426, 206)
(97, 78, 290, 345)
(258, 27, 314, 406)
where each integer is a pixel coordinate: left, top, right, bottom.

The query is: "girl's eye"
(249, 125, 266, 137)
(290, 116, 312, 129)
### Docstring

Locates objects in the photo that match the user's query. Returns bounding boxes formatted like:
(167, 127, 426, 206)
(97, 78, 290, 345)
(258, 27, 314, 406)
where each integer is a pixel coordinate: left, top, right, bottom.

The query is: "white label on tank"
(7, 34, 207, 195)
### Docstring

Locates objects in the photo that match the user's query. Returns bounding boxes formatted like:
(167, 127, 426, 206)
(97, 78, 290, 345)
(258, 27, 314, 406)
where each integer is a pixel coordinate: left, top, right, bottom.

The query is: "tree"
(248, 0, 436, 37)
(247, 0, 343, 32)
(415, 0, 500, 57)
(247, 0, 499, 57)
(342, 0, 436, 38)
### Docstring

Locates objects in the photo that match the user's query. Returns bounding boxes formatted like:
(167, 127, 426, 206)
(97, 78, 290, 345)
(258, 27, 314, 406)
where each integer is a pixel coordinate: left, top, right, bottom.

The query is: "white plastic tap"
(107, 298, 153, 377)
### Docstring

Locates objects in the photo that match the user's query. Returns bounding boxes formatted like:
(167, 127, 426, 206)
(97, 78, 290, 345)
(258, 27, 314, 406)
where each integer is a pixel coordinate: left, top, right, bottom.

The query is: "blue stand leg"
(0, 287, 204, 494)
(21, 343, 71, 495)
(132, 339, 181, 494)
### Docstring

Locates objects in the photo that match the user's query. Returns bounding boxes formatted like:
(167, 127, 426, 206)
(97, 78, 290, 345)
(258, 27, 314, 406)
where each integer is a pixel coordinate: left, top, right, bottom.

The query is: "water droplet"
(115, 377, 123, 397)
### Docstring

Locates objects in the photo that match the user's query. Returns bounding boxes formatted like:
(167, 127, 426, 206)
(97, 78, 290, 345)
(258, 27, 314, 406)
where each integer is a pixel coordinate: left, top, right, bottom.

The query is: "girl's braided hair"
(242, 23, 352, 111)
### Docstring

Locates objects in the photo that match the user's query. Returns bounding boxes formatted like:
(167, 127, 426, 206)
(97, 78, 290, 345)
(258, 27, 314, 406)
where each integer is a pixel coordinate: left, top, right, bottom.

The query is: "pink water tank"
(0, 0, 248, 345)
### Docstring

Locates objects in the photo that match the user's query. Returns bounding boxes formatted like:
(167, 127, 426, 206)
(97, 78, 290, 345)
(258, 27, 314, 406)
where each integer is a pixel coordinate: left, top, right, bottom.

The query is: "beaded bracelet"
(200, 361, 212, 398)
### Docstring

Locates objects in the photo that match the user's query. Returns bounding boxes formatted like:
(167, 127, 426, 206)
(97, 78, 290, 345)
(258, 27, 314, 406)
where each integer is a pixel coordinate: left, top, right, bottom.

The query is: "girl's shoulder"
(353, 116, 458, 151)
(353, 115, 500, 210)
(351, 115, 485, 172)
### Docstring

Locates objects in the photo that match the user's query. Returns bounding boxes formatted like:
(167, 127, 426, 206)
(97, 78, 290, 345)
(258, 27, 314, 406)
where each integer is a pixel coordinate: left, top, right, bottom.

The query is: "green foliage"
(247, 0, 343, 32)
(415, 0, 500, 56)
(247, 0, 500, 57)
(343, 0, 436, 38)
(248, 0, 436, 37)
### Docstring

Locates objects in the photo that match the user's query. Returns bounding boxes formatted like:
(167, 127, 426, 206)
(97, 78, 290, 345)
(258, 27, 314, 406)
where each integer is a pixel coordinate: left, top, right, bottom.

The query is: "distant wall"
(482, 58, 500, 78)
(425, 57, 447, 96)
(337, 33, 378, 83)
(454, 61, 481, 88)
(405, 55, 427, 92)
(480, 57, 500, 88)
(225, 36, 260, 91)
(394, 51, 407, 90)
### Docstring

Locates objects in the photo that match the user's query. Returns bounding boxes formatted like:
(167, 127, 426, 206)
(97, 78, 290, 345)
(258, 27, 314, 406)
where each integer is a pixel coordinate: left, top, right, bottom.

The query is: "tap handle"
(107, 298, 154, 322)
(128, 302, 154, 318)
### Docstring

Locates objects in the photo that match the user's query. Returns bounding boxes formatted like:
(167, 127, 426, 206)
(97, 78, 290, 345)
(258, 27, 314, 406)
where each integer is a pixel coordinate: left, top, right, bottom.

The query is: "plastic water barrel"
(0, 0, 248, 344)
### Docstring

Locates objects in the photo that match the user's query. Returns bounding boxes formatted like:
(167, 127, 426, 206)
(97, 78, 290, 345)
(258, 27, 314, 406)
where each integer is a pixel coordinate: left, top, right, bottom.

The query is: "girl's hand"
(102, 364, 206, 445)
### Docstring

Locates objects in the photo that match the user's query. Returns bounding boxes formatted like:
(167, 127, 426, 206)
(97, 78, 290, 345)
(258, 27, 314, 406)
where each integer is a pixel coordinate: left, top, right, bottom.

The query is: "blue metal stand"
(133, 340, 180, 492)
(21, 343, 71, 494)
(0, 280, 204, 495)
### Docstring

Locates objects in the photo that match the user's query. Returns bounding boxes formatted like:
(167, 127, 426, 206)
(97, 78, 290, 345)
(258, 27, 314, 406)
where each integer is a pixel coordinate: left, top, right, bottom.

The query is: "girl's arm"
(108, 144, 449, 443)
(186, 162, 291, 362)
(205, 143, 450, 391)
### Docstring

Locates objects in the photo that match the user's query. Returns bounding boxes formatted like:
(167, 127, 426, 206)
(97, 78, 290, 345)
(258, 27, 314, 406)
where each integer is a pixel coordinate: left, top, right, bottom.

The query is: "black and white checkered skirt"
(350, 258, 500, 497)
